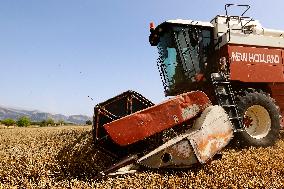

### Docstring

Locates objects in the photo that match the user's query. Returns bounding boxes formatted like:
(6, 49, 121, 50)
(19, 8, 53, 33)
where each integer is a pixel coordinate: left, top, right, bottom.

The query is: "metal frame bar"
(225, 4, 250, 17)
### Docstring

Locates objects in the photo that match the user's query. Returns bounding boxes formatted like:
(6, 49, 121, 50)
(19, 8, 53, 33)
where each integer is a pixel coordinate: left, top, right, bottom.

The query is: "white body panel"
(166, 19, 213, 28)
(161, 15, 284, 48)
(219, 32, 284, 48)
(211, 15, 284, 48)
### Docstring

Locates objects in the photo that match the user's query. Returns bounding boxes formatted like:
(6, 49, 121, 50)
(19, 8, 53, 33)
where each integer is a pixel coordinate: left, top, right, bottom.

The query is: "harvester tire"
(236, 92, 280, 147)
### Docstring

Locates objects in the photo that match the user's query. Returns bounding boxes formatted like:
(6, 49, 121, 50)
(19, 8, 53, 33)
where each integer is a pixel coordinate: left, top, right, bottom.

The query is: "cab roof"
(166, 19, 213, 28)
(149, 19, 213, 46)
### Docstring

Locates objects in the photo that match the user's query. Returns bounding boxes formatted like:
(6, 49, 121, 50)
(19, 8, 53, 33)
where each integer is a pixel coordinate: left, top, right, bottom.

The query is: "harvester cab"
(94, 4, 283, 177)
(149, 19, 214, 96)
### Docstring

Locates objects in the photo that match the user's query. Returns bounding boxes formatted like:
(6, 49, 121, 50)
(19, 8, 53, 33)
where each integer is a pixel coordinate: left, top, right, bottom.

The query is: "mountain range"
(0, 106, 91, 125)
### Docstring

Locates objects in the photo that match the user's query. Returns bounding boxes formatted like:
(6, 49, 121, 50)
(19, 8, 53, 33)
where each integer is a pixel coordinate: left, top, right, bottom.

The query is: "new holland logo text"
(231, 52, 280, 64)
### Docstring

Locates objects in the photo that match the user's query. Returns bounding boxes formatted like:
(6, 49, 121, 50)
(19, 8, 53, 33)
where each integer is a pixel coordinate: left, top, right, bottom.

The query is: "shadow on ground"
(54, 131, 115, 180)
(279, 130, 284, 139)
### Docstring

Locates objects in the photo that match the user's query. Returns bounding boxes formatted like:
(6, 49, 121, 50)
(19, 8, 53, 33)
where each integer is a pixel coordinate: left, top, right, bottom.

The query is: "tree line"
(0, 117, 92, 127)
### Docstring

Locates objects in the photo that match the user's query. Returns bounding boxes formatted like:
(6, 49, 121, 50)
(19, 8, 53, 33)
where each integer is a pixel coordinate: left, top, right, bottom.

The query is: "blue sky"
(0, 0, 283, 116)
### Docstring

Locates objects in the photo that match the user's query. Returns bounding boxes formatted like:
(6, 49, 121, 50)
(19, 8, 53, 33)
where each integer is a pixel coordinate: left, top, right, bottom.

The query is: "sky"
(0, 0, 283, 116)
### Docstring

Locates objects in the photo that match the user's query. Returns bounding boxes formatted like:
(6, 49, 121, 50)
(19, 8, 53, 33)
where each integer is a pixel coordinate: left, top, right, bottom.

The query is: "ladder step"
(218, 92, 235, 96)
(213, 81, 230, 84)
(229, 117, 242, 120)
(211, 73, 229, 80)
(222, 105, 236, 107)
(235, 128, 245, 132)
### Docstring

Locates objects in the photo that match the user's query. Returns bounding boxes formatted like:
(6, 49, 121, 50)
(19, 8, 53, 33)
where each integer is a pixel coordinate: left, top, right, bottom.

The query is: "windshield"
(157, 32, 191, 94)
(157, 26, 212, 96)
(174, 27, 200, 76)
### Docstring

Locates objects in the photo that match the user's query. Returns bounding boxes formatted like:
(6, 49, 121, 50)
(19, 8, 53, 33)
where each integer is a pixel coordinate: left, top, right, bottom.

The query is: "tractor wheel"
(236, 92, 280, 147)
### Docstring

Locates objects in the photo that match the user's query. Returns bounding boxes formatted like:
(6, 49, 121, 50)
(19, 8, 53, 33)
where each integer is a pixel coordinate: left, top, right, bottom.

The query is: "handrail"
(225, 4, 250, 17)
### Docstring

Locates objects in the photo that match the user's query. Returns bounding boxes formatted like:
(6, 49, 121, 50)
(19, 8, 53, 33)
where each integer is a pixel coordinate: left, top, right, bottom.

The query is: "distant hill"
(0, 106, 91, 125)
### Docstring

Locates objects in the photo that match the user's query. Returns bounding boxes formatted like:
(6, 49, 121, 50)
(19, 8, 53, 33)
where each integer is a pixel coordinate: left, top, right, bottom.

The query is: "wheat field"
(0, 126, 283, 188)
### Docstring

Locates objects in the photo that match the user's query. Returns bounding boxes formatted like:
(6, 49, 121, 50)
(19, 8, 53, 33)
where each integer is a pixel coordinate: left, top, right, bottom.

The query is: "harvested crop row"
(0, 126, 283, 188)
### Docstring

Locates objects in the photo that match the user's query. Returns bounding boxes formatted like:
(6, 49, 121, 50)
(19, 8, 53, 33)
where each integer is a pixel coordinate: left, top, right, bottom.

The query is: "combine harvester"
(93, 4, 284, 176)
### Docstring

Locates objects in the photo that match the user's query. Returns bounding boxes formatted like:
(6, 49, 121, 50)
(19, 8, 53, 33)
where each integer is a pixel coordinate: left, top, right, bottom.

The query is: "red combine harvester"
(93, 4, 283, 176)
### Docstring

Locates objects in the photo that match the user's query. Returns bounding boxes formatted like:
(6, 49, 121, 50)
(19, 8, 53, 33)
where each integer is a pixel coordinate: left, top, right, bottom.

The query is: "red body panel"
(104, 91, 211, 146)
(221, 44, 284, 127)
(224, 45, 284, 82)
